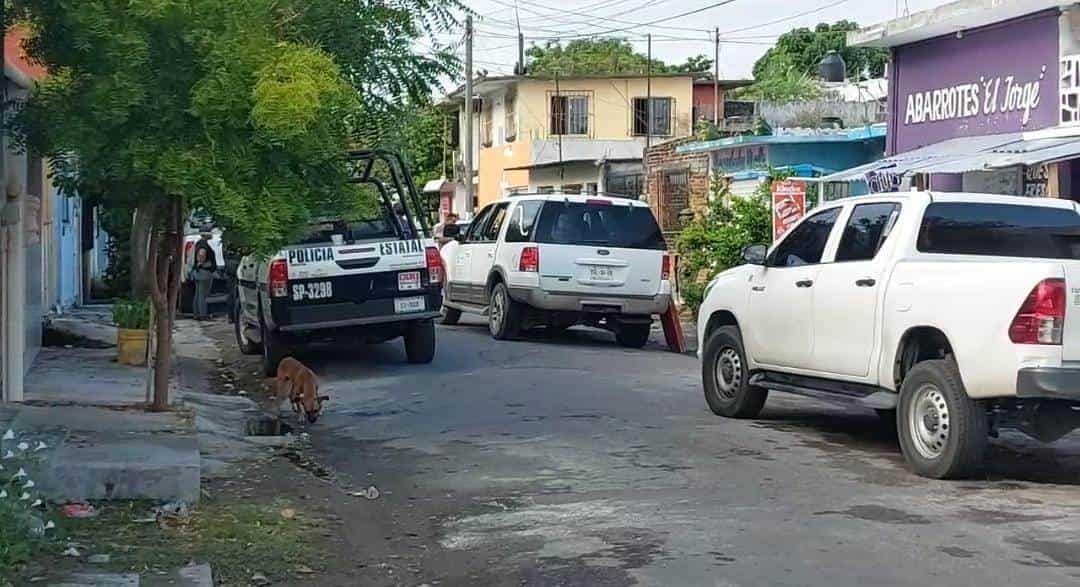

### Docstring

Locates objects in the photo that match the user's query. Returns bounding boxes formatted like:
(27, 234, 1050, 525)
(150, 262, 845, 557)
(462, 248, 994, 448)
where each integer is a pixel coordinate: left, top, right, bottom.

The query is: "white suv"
(440, 193, 672, 346)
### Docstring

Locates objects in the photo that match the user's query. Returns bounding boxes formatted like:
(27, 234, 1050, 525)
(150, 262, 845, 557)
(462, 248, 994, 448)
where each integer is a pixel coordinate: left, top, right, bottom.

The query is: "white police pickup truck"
(234, 151, 444, 375)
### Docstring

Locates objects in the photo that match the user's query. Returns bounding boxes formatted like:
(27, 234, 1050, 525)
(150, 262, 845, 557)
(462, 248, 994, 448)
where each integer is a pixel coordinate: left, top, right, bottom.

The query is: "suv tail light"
(519, 246, 539, 273)
(425, 247, 444, 285)
(184, 241, 195, 266)
(661, 254, 672, 281)
(268, 259, 289, 298)
(1009, 278, 1065, 345)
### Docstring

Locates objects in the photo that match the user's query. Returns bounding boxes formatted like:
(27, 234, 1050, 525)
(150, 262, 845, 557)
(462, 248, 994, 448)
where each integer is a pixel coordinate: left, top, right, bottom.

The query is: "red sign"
(771, 180, 806, 241)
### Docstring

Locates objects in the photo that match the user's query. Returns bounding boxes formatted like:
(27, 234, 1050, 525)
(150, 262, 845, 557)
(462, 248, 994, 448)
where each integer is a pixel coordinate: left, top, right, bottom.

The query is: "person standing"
(192, 227, 217, 320)
(434, 212, 460, 247)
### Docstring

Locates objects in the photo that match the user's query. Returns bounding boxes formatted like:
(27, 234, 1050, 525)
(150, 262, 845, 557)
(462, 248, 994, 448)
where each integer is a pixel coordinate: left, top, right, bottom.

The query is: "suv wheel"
(261, 316, 288, 377)
(898, 359, 988, 479)
(488, 282, 521, 340)
(615, 322, 651, 348)
(234, 299, 260, 355)
(702, 326, 767, 418)
(404, 319, 436, 364)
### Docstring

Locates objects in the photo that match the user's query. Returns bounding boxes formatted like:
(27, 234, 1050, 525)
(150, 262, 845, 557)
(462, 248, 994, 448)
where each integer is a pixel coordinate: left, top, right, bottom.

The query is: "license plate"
(588, 266, 615, 281)
(398, 271, 421, 291)
(292, 281, 333, 302)
(394, 296, 426, 314)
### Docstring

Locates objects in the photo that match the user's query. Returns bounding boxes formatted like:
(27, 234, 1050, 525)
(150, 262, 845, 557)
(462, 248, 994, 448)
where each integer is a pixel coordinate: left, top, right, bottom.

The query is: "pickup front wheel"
(702, 326, 767, 418)
(898, 359, 988, 479)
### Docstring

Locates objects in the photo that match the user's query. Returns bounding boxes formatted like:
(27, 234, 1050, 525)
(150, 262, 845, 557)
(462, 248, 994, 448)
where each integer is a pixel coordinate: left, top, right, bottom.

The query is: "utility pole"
(464, 16, 474, 210)
(555, 69, 564, 183)
(646, 33, 652, 152)
(714, 27, 720, 126)
(517, 32, 525, 75)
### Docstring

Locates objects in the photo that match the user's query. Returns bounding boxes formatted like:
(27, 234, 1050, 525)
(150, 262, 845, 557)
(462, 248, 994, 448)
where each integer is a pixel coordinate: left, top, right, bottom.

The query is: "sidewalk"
(1, 307, 276, 504)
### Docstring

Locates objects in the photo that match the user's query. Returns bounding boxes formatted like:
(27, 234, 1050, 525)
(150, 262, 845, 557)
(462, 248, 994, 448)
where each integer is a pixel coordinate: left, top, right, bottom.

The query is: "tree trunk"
(130, 201, 155, 297)
(146, 198, 185, 412)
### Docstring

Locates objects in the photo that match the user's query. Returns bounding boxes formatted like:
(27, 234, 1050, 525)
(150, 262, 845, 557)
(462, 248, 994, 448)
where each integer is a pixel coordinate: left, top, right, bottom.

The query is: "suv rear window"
(918, 202, 1080, 259)
(533, 201, 667, 250)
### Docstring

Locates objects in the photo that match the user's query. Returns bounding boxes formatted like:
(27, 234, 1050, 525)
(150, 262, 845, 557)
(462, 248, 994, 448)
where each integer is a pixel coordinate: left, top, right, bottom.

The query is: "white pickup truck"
(697, 191, 1080, 479)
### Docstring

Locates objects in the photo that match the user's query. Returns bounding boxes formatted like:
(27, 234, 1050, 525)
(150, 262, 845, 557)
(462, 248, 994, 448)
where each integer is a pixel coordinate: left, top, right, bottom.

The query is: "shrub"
(676, 175, 772, 313)
(112, 298, 151, 330)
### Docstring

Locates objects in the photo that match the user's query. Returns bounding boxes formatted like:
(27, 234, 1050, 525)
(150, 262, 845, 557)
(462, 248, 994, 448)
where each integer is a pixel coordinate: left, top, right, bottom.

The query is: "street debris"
(61, 502, 98, 518)
(62, 546, 81, 557)
(251, 572, 271, 585)
(296, 565, 316, 575)
(280, 507, 296, 520)
(154, 500, 191, 528)
(351, 486, 380, 500)
(88, 553, 111, 564)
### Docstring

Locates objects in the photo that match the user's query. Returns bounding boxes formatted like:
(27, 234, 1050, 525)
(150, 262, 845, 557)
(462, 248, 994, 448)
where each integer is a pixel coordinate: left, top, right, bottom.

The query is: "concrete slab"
(1, 405, 200, 503)
(50, 572, 139, 587)
(26, 348, 149, 406)
(48, 306, 118, 347)
(174, 563, 213, 587)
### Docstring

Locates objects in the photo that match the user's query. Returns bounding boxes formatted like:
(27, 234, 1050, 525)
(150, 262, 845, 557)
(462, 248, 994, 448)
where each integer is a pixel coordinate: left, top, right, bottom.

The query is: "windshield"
(533, 201, 667, 250)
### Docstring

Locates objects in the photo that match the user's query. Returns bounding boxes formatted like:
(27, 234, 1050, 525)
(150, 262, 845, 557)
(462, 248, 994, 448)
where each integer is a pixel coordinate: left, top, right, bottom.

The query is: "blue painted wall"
(54, 189, 80, 309)
(766, 138, 886, 176)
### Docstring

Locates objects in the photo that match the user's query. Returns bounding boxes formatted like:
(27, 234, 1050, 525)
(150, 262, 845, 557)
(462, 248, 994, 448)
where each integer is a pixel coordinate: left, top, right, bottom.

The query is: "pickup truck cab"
(440, 193, 671, 346)
(234, 151, 443, 375)
(697, 191, 1080, 478)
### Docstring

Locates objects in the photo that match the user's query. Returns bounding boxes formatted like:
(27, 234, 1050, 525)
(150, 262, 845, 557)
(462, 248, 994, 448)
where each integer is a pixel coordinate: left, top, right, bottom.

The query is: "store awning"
(914, 136, 1080, 174)
(819, 133, 1026, 182)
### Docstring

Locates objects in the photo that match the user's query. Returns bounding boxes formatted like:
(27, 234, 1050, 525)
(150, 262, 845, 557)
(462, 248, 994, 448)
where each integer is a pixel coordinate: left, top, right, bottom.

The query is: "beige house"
(443, 73, 697, 215)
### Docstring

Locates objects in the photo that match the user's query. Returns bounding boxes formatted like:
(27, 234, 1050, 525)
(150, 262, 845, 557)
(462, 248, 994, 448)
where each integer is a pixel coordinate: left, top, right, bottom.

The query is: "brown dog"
(275, 357, 329, 423)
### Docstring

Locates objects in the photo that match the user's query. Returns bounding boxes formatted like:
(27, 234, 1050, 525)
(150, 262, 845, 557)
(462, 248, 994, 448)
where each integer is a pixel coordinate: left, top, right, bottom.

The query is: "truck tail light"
(1009, 278, 1065, 345)
(519, 246, 539, 273)
(425, 247, 444, 285)
(268, 259, 289, 298)
(661, 254, 672, 281)
(184, 241, 194, 265)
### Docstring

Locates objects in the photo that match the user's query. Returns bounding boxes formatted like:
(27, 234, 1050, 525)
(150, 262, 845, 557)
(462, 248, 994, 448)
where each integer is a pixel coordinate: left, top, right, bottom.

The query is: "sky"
(433, 0, 956, 80)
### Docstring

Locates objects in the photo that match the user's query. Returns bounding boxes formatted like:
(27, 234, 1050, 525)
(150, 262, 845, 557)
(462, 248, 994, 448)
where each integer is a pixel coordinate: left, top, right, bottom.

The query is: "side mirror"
(742, 244, 767, 266)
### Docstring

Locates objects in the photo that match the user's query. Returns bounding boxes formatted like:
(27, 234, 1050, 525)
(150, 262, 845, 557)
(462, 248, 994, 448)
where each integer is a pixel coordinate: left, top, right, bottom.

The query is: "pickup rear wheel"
(702, 326, 767, 418)
(404, 319, 436, 364)
(898, 359, 988, 479)
(234, 297, 260, 355)
(488, 282, 521, 340)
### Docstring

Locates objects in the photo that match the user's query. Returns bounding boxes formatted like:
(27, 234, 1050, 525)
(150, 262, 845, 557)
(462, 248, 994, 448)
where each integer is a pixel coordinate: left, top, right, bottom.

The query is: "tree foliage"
(734, 53, 823, 103)
(751, 20, 887, 82)
(527, 38, 711, 76)
(676, 176, 771, 312)
(8, 0, 461, 408)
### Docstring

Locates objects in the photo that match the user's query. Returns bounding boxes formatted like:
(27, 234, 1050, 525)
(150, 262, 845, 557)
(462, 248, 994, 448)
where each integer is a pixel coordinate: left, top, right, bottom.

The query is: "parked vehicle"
(440, 193, 671, 346)
(234, 151, 443, 375)
(697, 191, 1080, 479)
(179, 219, 228, 314)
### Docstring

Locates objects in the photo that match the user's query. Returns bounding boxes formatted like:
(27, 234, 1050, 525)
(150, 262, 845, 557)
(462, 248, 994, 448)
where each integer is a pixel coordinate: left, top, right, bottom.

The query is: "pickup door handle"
(751, 285, 766, 292)
(855, 278, 877, 287)
(795, 280, 814, 288)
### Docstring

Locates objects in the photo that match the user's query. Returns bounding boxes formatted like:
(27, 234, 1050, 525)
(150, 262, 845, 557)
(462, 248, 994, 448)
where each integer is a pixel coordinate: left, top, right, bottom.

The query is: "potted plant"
(112, 299, 150, 366)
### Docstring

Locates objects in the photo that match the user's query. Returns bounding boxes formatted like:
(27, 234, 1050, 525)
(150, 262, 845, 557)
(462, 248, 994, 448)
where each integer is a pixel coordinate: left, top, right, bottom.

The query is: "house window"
(586, 183, 598, 195)
(606, 173, 643, 198)
(633, 97, 673, 136)
(562, 184, 583, 195)
(505, 91, 517, 142)
(551, 94, 589, 135)
(537, 186, 555, 194)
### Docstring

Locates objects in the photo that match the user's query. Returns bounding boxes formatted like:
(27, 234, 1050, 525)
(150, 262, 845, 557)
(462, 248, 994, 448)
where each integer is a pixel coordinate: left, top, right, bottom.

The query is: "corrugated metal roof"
(820, 132, 1027, 182)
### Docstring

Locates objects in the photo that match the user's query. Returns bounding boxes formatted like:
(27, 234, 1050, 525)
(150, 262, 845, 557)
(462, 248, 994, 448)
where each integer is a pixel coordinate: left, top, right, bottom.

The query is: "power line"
(483, 0, 713, 34)
(720, 0, 853, 35)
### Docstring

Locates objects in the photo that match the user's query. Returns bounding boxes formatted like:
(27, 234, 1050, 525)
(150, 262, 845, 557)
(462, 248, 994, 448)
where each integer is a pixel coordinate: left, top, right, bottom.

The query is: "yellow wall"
(477, 141, 533, 208)
(516, 76, 694, 141)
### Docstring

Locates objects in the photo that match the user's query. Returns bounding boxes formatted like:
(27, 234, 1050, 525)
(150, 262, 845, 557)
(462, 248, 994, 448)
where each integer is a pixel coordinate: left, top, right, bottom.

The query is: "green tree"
(752, 21, 887, 82)
(676, 176, 771, 312)
(10, 0, 460, 409)
(526, 38, 711, 75)
(734, 53, 823, 103)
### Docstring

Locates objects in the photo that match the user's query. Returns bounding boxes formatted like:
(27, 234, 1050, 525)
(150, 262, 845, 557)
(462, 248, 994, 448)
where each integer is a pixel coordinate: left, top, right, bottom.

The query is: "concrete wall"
(528, 162, 602, 193)
(767, 139, 886, 174)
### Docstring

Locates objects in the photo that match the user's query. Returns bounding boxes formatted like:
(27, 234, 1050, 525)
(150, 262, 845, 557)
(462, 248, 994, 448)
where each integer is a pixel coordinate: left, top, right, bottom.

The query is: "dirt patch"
(814, 505, 932, 525)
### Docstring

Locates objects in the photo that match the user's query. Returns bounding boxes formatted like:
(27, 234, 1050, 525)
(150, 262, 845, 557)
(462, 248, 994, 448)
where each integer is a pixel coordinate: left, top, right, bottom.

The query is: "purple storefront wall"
(888, 10, 1061, 155)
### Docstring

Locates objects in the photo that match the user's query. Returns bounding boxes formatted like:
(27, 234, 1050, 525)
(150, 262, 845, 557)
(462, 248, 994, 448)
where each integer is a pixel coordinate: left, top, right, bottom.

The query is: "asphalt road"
(220, 316, 1080, 586)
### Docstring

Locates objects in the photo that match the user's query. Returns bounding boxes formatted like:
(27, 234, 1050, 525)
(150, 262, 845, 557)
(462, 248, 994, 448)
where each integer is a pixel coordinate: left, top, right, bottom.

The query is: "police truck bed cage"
(346, 150, 431, 239)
